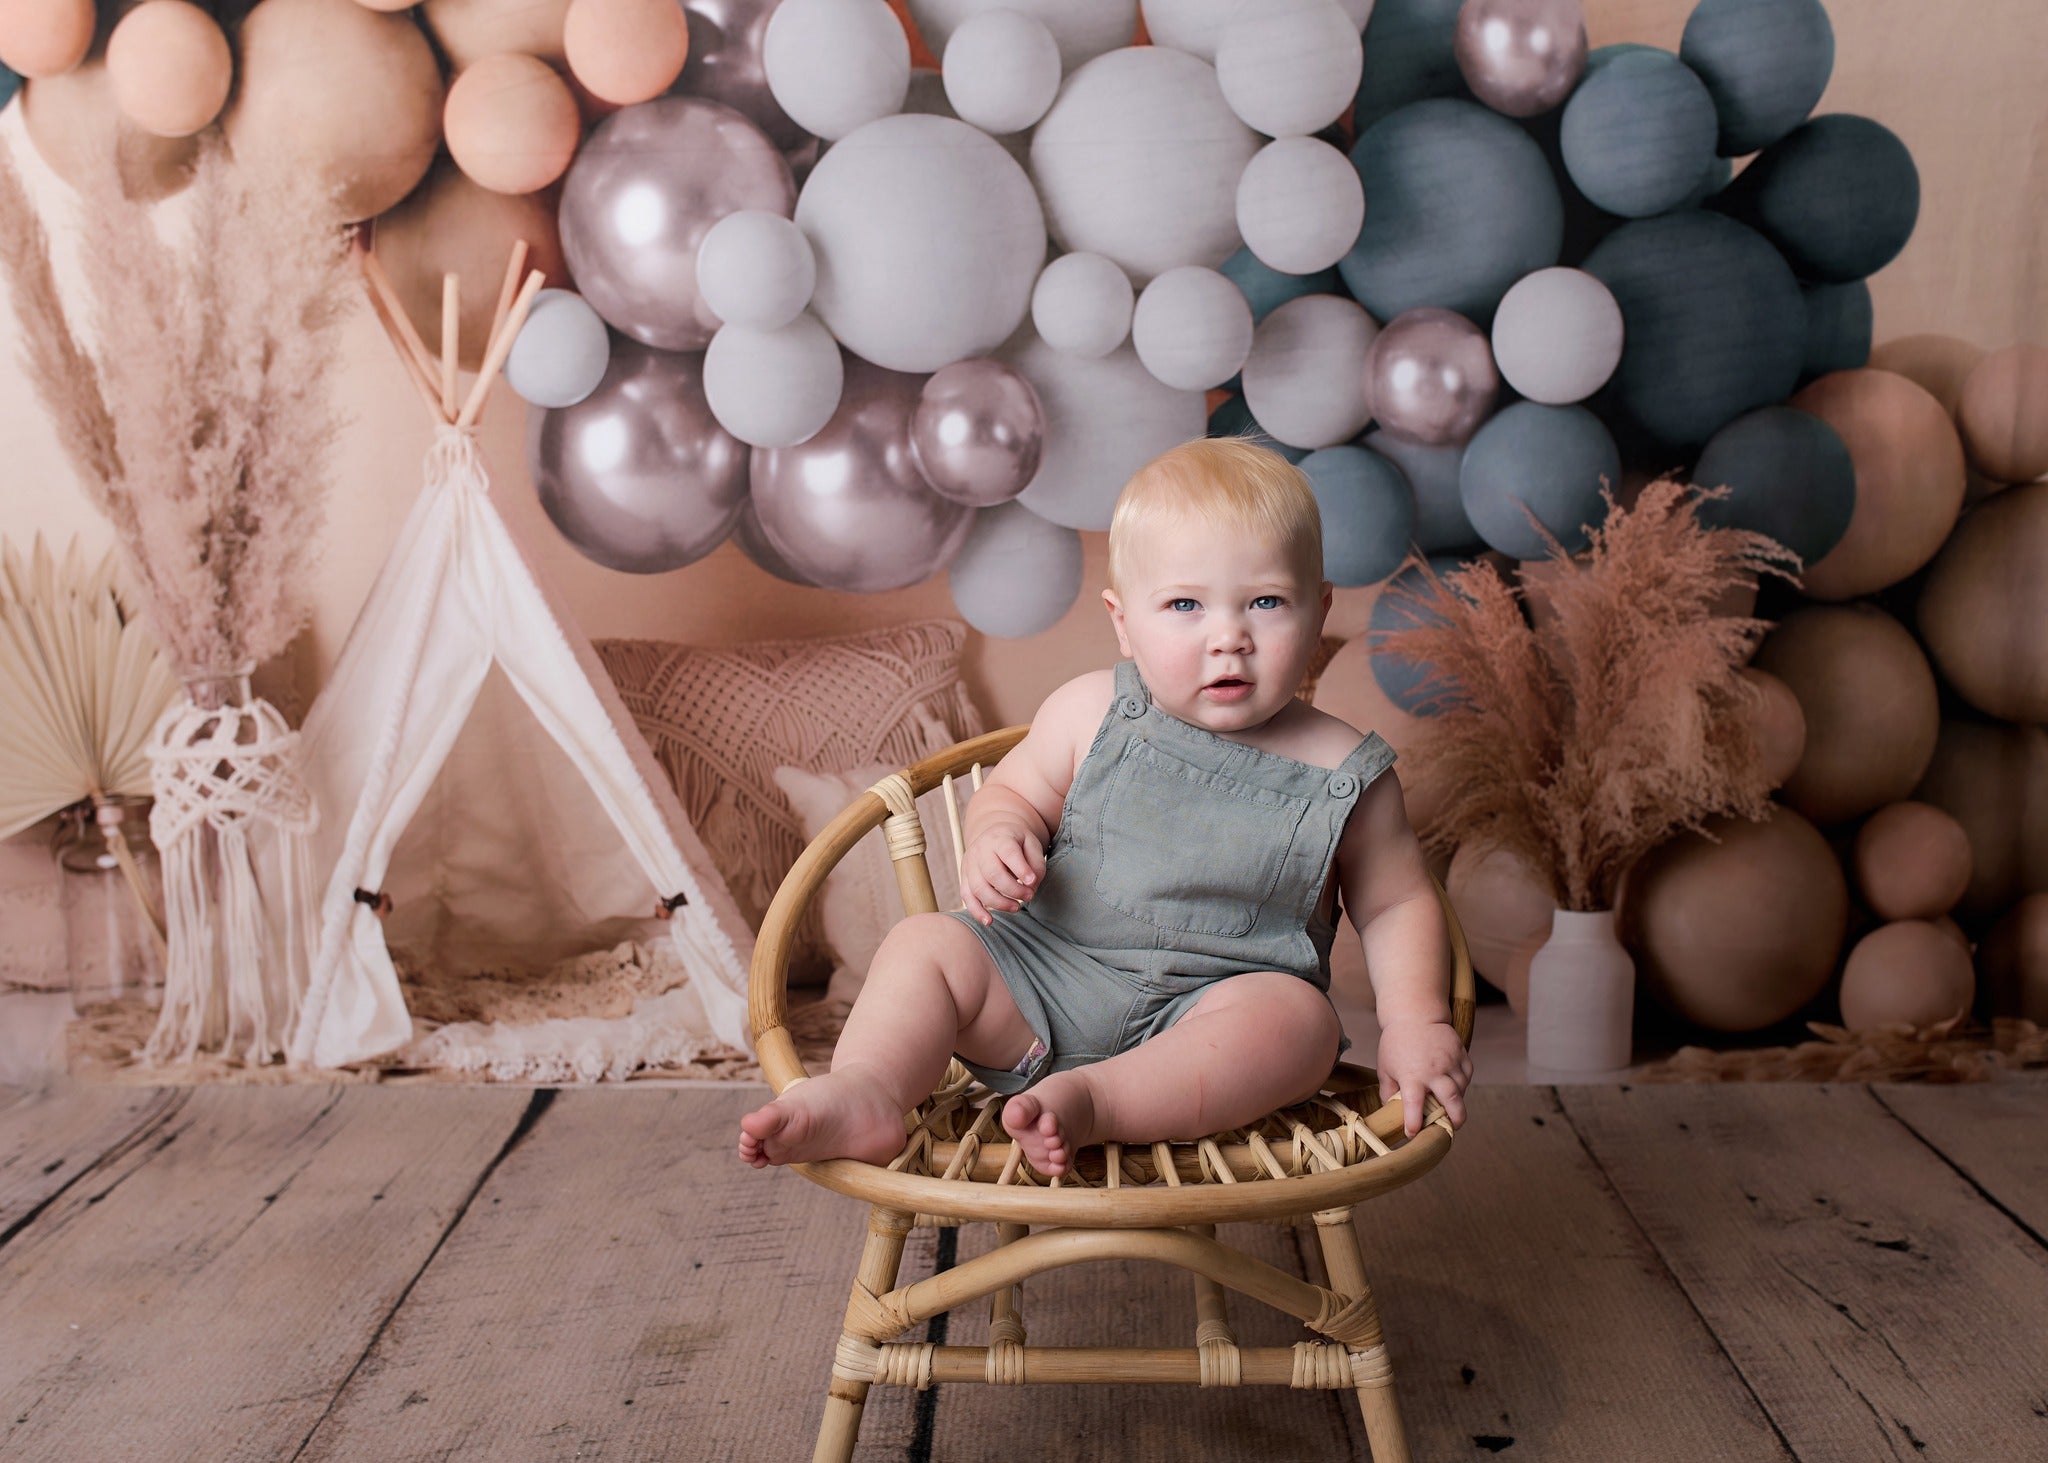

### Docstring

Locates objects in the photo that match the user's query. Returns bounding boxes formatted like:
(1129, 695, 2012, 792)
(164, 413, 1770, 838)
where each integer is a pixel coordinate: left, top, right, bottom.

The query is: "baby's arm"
(958, 671, 1112, 925)
(1335, 769, 1471, 1135)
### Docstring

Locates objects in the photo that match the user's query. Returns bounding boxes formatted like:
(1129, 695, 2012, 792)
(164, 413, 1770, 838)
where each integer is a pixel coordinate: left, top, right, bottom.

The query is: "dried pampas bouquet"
(0, 136, 352, 1065)
(1372, 479, 1804, 913)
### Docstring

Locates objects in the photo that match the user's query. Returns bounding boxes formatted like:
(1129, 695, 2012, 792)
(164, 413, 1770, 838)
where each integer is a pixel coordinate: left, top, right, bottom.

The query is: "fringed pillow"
(596, 619, 987, 985)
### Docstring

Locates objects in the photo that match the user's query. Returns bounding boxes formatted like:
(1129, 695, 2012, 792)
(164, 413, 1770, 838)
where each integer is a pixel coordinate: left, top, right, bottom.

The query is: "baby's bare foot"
(1000, 1071, 1098, 1178)
(737, 1069, 907, 1168)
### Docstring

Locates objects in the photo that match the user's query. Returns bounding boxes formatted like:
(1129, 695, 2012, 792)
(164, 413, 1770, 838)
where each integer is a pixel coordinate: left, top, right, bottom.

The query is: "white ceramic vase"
(1525, 907, 1635, 1075)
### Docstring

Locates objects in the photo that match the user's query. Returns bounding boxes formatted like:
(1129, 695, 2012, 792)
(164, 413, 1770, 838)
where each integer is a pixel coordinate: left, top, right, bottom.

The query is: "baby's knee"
(1226, 971, 1341, 1056)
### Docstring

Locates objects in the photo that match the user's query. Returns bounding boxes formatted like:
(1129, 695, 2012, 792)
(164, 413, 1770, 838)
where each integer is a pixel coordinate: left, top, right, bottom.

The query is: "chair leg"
(814, 1205, 917, 1463)
(1312, 1207, 1411, 1463)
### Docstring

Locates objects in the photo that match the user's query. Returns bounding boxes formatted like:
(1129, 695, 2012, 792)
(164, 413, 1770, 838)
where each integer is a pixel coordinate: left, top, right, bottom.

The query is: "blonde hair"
(1107, 436, 1324, 594)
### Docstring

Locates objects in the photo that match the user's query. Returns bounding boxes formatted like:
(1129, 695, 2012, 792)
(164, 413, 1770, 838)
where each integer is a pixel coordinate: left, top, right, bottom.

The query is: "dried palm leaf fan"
(0, 536, 180, 947)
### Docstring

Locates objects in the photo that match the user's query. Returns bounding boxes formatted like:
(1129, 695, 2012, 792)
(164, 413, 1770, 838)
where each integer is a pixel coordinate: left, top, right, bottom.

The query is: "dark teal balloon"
(1, 64, 19, 113)
(1801, 279, 1872, 379)
(1714, 114, 1920, 283)
(1683, 154, 1735, 208)
(1299, 446, 1417, 587)
(1342, 99, 1564, 323)
(1217, 248, 1342, 323)
(1680, 0, 1835, 156)
(1582, 210, 1805, 448)
(1367, 553, 1478, 715)
(1360, 428, 1481, 552)
(1692, 406, 1856, 567)
(1585, 43, 1663, 73)
(1560, 50, 1719, 218)
(1209, 395, 1308, 463)
(1460, 403, 1620, 560)
(1352, 0, 1470, 134)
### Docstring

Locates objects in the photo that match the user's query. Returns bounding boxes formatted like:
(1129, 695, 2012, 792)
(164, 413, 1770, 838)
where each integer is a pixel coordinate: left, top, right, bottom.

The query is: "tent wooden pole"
(440, 272, 459, 420)
(355, 251, 446, 420)
(359, 248, 443, 408)
(484, 240, 529, 362)
(456, 269, 544, 428)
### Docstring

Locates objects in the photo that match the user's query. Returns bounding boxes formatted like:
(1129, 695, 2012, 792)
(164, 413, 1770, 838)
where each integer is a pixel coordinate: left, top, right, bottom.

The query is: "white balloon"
(1029, 46, 1262, 283)
(704, 312, 845, 447)
(1140, 0, 1254, 62)
(1132, 265, 1253, 391)
(1335, 0, 1374, 26)
(908, 0, 1137, 73)
(1241, 293, 1380, 448)
(504, 289, 612, 409)
(902, 67, 1031, 171)
(1214, 0, 1363, 137)
(948, 500, 1085, 638)
(796, 112, 1046, 373)
(1031, 252, 1135, 358)
(696, 210, 817, 330)
(763, 0, 910, 142)
(1234, 136, 1365, 277)
(1492, 267, 1625, 405)
(943, 10, 1062, 134)
(1001, 328, 1206, 529)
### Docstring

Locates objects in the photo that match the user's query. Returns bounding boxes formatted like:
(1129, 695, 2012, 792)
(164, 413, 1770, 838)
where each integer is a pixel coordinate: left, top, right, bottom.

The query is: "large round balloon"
(907, 0, 1137, 74)
(1957, 343, 2048, 483)
(911, 358, 1046, 507)
(1341, 98, 1564, 323)
(1352, 0, 1469, 135)
(703, 311, 845, 448)
(675, 0, 808, 151)
(1240, 293, 1378, 450)
(948, 500, 1084, 638)
(1913, 720, 2048, 919)
(559, 96, 795, 352)
(505, 289, 612, 409)
(1558, 48, 1716, 218)
(1801, 280, 1872, 381)
(750, 357, 977, 591)
(1029, 45, 1263, 283)
(1213, 0, 1363, 138)
(1918, 481, 2048, 724)
(1679, 0, 1834, 157)
(1580, 211, 1804, 448)
(1298, 446, 1417, 587)
(1361, 429, 1481, 552)
(530, 340, 750, 574)
(1459, 403, 1618, 560)
(1003, 330, 1207, 529)
(762, 0, 908, 141)
(1367, 306, 1499, 446)
(1031, 251, 1135, 359)
(797, 112, 1045, 373)
(1452, 0, 1585, 119)
(1490, 267, 1623, 405)
(1714, 115, 1919, 284)
(1132, 266, 1254, 392)
(1217, 245, 1343, 324)
(1235, 136, 1366, 277)
(1691, 406, 1856, 569)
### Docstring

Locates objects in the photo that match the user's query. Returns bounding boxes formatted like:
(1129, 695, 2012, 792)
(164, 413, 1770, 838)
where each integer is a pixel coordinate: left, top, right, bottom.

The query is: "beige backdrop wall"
(2, 0, 2043, 732)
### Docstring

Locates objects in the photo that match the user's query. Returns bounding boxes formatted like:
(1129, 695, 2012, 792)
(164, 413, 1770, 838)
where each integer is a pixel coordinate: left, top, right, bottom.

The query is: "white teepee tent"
(287, 245, 755, 1068)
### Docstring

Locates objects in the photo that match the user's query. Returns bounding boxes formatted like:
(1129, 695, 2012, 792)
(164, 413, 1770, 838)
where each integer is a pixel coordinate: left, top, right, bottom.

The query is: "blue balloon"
(1352, 0, 1471, 135)
(1360, 428, 1481, 552)
(1714, 114, 1920, 283)
(1801, 279, 1872, 380)
(1682, 154, 1735, 208)
(1692, 406, 1856, 567)
(1560, 50, 1719, 219)
(1208, 395, 1308, 463)
(1585, 43, 1663, 73)
(0, 64, 19, 113)
(1680, 0, 1835, 156)
(1217, 248, 1342, 323)
(1342, 99, 1564, 323)
(1581, 211, 1805, 448)
(1299, 446, 1417, 588)
(1460, 403, 1620, 560)
(1367, 553, 1478, 715)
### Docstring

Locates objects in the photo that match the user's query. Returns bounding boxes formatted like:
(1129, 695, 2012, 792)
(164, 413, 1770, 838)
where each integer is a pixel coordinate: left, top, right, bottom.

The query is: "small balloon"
(1453, 0, 1588, 119)
(443, 51, 581, 194)
(941, 8, 1060, 134)
(948, 501, 1084, 639)
(703, 311, 846, 448)
(563, 0, 690, 106)
(1131, 265, 1255, 393)
(911, 359, 1046, 508)
(1031, 251, 1135, 359)
(696, 208, 816, 329)
(762, 0, 909, 141)
(1367, 307, 1500, 446)
(107, 1, 232, 139)
(505, 289, 612, 408)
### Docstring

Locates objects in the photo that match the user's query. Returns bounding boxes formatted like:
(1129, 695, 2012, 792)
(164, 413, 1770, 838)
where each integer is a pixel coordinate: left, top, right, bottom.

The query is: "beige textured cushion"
(596, 619, 987, 984)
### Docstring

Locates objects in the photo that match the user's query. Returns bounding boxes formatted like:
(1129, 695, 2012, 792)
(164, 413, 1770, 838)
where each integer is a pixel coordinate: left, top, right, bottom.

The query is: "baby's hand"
(1376, 1018, 1473, 1137)
(962, 825, 1045, 925)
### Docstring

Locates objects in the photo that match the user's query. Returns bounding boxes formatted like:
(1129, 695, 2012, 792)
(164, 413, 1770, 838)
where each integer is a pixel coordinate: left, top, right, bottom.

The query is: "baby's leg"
(1002, 971, 1339, 1177)
(739, 913, 1038, 1167)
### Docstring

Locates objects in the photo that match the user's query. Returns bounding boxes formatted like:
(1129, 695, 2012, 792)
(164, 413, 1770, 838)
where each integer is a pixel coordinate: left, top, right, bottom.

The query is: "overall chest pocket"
(1093, 738, 1312, 938)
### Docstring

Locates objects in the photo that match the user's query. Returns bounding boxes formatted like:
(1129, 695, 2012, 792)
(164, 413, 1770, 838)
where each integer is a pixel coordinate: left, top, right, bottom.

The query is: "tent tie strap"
(352, 888, 393, 917)
(655, 891, 690, 919)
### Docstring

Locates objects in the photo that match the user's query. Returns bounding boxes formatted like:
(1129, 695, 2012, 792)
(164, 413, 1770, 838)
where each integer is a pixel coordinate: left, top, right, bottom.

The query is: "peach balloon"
(21, 58, 199, 202)
(1623, 806, 1849, 1033)
(1792, 369, 1966, 601)
(224, 0, 444, 222)
(1736, 667, 1806, 790)
(1852, 800, 1973, 922)
(0, 0, 95, 77)
(1930, 914, 1970, 953)
(1837, 921, 1974, 1034)
(1912, 719, 2048, 919)
(1957, 343, 2048, 485)
(371, 163, 568, 372)
(107, 1, 231, 138)
(1750, 604, 1939, 828)
(423, 0, 569, 71)
(1976, 893, 2048, 1023)
(1918, 481, 2048, 724)
(1867, 332, 1982, 416)
(563, 0, 688, 106)
(445, 52, 581, 195)
(1447, 842, 1556, 1000)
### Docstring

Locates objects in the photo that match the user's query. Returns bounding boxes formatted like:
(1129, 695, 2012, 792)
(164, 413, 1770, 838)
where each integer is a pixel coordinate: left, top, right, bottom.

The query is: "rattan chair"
(749, 726, 1475, 1463)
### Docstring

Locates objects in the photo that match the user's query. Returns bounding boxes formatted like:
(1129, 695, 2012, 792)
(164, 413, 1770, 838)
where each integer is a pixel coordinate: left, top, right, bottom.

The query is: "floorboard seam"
(1867, 1086, 2048, 1254)
(286, 1088, 557, 1463)
(1551, 1087, 1804, 1463)
(0, 1088, 187, 1253)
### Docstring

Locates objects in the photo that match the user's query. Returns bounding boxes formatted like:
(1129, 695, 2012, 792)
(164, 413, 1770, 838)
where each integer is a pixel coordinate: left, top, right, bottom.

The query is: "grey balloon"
(1458, 401, 1619, 560)
(680, 0, 811, 153)
(911, 358, 1046, 507)
(1453, 0, 1588, 119)
(530, 340, 751, 574)
(948, 501, 1084, 639)
(750, 356, 976, 592)
(1367, 307, 1500, 446)
(558, 97, 796, 352)
(1360, 429, 1483, 552)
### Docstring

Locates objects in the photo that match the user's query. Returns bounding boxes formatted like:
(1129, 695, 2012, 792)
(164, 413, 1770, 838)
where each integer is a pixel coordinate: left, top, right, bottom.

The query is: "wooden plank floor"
(2, 1079, 2044, 1462)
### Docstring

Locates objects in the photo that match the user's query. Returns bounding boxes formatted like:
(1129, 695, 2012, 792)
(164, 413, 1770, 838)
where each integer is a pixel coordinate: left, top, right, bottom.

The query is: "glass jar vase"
(55, 796, 166, 1015)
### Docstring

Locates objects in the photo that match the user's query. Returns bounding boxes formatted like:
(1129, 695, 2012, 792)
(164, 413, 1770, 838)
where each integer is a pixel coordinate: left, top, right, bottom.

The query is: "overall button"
(1120, 695, 1146, 718)
(1329, 772, 1357, 798)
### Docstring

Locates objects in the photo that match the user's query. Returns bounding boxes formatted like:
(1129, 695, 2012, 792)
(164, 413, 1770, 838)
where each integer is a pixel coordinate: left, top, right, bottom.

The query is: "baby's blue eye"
(1168, 597, 1198, 612)
(1252, 595, 1284, 610)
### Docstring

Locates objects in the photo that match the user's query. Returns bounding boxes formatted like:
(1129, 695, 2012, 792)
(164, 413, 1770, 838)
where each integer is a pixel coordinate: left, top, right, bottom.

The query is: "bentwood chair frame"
(749, 726, 1476, 1462)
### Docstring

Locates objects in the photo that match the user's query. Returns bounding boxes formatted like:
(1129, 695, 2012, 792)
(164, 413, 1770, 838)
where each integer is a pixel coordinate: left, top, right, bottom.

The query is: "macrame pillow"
(595, 619, 987, 984)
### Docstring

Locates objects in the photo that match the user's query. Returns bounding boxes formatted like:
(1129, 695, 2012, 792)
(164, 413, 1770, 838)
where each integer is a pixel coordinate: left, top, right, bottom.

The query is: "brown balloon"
(1736, 666, 1806, 790)
(422, 0, 570, 71)
(1917, 480, 2048, 724)
(1956, 343, 2048, 484)
(1976, 893, 2048, 1023)
(1852, 800, 1973, 922)
(1911, 719, 2048, 919)
(1837, 921, 1974, 1034)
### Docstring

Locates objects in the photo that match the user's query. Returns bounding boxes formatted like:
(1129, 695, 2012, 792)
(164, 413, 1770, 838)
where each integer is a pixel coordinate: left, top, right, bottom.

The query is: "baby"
(739, 436, 1471, 1177)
